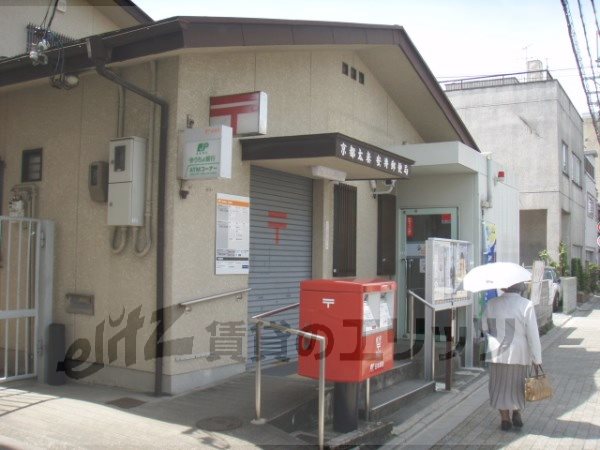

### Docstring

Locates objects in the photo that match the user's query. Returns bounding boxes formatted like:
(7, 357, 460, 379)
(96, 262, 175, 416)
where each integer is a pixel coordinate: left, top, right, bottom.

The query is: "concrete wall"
(0, 47, 424, 392)
(583, 115, 600, 188)
(557, 86, 586, 259)
(561, 276, 577, 313)
(163, 49, 424, 391)
(0, 0, 137, 58)
(584, 169, 598, 264)
(447, 80, 586, 263)
(520, 209, 547, 265)
(394, 142, 519, 268)
(0, 57, 179, 392)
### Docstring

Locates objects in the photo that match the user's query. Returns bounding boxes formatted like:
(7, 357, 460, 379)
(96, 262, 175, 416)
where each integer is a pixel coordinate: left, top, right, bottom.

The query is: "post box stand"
(298, 279, 396, 432)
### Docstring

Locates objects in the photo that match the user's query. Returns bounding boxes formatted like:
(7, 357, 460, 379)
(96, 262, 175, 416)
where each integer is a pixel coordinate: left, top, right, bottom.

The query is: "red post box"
(298, 278, 396, 382)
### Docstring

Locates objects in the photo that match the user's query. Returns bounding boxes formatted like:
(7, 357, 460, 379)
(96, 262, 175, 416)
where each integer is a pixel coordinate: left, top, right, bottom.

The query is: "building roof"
(0, 16, 478, 151)
(104, 0, 153, 25)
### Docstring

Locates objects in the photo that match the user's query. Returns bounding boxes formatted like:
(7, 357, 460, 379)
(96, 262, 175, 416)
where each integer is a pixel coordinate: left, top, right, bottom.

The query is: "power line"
(560, 0, 600, 143)
(576, 0, 600, 120)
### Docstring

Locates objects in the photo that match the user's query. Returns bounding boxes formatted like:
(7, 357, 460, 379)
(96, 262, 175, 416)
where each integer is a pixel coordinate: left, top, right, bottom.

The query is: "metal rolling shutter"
(248, 167, 313, 367)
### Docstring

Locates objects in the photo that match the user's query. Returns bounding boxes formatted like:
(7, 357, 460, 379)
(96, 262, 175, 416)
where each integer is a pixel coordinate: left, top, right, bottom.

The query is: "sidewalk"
(0, 369, 311, 448)
(1, 298, 598, 449)
(386, 296, 600, 449)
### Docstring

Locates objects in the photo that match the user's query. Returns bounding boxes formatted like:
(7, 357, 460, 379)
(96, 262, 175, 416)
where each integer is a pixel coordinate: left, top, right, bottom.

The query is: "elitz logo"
(322, 298, 335, 309)
(196, 142, 209, 154)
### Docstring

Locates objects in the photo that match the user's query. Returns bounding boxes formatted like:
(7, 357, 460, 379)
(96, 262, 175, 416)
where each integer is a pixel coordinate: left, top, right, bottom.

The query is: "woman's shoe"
(501, 420, 512, 431)
(512, 411, 523, 428)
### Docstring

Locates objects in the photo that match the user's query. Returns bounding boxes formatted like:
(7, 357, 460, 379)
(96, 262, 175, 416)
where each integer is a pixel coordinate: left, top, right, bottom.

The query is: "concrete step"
(290, 420, 394, 449)
(365, 379, 436, 421)
(366, 360, 421, 395)
(268, 384, 334, 433)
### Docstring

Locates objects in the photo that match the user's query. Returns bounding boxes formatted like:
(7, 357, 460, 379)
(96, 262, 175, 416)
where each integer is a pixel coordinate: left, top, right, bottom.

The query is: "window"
(572, 153, 581, 186)
(587, 193, 596, 219)
(333, 183, 357, 277)
(342, 62, 349, 76)
(21, 148, 42, 182)
(562, 142, 569, 175)
(377, 194, 396, 275)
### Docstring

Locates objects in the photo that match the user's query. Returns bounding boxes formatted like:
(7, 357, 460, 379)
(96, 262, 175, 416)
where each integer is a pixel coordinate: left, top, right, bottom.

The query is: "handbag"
(525, 364, 553, 401)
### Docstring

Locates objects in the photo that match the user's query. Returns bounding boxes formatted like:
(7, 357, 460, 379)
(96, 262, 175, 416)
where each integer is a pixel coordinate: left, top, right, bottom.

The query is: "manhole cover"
(196, 416, 243, 431)
(105, 397, 146, 409)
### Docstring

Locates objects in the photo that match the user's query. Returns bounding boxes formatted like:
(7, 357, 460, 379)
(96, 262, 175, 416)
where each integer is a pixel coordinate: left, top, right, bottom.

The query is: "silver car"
(525, 266, 562, 311)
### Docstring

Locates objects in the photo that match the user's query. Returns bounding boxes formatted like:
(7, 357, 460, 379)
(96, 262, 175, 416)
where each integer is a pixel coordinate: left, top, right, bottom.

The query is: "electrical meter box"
(298, 279, 396, 383)
(107, 137, 146, 226)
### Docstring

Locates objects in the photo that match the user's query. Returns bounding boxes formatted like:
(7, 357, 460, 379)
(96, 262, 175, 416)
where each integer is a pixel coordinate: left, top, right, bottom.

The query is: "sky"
(134, 0, 600, 116)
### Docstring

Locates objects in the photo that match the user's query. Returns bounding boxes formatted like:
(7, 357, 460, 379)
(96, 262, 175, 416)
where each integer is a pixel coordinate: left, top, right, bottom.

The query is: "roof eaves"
(0, 16, 477, 152)
(395, 29, 480, 152)
(113, 0, 154, 24)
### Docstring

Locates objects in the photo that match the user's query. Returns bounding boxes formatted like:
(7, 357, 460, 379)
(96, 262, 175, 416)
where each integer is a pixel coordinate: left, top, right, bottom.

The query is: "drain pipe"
(87, 36, 168, 396)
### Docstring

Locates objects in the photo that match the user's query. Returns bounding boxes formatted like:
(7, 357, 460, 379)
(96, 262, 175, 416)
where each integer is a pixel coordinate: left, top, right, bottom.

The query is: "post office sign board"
(178, 126, 233, 180)
(209, 91, 267, 136)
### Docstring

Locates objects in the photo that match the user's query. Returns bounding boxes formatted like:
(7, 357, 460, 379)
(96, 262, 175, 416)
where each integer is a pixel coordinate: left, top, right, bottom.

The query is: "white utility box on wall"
(107, 136, 146, 226)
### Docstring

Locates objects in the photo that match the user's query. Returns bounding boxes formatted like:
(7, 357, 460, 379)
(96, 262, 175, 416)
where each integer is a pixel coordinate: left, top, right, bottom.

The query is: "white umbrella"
(462, 262, 531, 293)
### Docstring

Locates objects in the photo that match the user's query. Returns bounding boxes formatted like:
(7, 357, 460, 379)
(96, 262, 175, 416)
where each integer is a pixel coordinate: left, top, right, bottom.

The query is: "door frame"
(396, 208, 458, 338)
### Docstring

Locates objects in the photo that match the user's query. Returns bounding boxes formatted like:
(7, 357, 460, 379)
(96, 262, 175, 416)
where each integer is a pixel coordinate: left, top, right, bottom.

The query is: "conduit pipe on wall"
(481, 152, 493, 209)
(133, 60, 157, 257)
(87, 36, 168, 397)
(110, 85, 128, 254)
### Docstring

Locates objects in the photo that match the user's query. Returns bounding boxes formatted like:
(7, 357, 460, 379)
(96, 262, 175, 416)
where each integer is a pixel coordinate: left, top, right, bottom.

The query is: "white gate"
(0, 216, 53, 382)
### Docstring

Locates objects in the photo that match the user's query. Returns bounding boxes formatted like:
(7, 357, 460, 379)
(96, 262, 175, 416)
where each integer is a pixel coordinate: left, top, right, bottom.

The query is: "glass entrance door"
(397, 208, 457, 339)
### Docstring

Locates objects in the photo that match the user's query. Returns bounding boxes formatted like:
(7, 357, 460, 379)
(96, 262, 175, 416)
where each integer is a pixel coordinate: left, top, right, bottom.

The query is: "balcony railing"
(442, 70, 554, 92)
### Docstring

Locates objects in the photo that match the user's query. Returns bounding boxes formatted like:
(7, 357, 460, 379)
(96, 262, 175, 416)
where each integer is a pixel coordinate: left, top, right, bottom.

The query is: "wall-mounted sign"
(336, 136, 412, 178)
(216, 193, 250, 275)
(178, 126, 232, 180)
(209, 91, 268, 136)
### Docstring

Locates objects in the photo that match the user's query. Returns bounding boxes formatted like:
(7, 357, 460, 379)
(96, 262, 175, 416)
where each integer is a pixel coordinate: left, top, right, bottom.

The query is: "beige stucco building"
(0, 13, 522, 396)
(0, 0, 150, 59)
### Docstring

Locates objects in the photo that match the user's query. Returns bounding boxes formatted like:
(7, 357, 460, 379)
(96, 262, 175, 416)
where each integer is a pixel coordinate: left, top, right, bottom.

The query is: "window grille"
(333, 183, 357, 277)
(22, 149, 42, 182)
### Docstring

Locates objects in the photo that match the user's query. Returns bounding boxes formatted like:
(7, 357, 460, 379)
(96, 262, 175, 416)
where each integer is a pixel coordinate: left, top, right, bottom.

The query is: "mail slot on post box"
(298, 279, 396, 382)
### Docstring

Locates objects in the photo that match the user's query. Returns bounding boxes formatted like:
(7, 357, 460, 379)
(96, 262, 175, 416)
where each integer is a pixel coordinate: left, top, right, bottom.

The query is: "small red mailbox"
(298, 278, 396, 382)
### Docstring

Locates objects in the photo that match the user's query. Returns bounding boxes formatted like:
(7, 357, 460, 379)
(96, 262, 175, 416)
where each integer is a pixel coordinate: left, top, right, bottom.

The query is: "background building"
(445, 67, 596, 267)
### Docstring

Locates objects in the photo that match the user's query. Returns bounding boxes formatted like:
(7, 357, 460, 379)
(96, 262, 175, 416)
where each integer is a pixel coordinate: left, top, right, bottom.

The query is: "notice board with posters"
(425, 238, 473, 311)
(215, 193, 250, 274)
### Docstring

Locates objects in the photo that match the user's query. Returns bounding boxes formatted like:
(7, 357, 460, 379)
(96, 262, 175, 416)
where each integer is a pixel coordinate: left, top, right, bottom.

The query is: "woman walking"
(482, 282, 542, 431)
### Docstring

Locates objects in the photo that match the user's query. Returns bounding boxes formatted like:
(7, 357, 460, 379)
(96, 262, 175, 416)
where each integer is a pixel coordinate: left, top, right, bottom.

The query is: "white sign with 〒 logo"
(178, 126, 233, 180)
(322, 298, 335, 308)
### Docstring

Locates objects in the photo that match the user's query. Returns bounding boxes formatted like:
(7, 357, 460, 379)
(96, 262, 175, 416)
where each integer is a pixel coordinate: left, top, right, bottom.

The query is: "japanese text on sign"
(216, 193, 250, 275)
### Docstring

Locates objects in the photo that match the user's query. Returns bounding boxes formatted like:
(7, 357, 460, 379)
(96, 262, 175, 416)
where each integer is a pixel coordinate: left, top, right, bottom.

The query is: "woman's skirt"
(489, 363, 527, 410)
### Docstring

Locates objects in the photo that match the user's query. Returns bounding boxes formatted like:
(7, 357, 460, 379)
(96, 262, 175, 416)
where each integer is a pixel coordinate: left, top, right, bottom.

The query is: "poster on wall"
(482, 221, 498, 310)
(425, 238, 473, 310)
(215, 193, 250, 275)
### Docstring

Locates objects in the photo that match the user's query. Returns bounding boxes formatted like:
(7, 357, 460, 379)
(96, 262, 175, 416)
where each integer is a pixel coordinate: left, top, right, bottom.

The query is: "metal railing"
(442, 70, 553, 92)
(407, 290, 435, 382)
(251, 303, 326, 450)
(178, 288, 251, 310)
